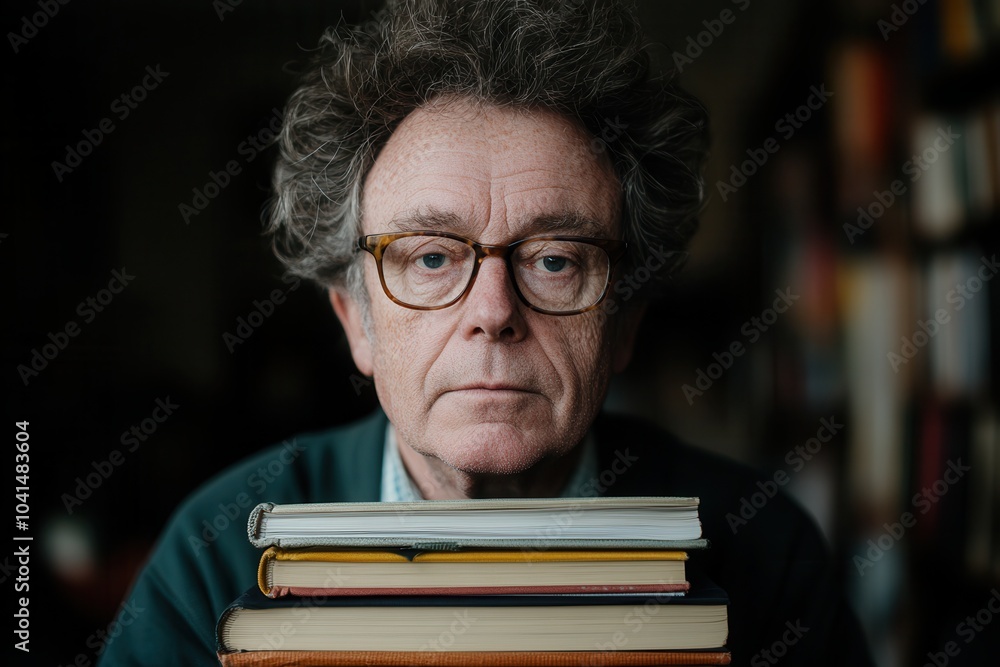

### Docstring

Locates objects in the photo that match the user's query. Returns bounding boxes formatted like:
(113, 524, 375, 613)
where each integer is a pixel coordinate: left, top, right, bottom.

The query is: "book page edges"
(268, 582, 691, 597)
(218, 649, 731, 666)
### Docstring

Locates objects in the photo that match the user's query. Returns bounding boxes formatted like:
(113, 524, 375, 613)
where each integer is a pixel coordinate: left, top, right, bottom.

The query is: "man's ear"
(611, 301, 647, 373)
(328, 288, 374, 376)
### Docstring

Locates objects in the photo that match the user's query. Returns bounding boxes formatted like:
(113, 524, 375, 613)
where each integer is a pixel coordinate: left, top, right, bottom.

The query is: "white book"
(247, 496, 705, 549)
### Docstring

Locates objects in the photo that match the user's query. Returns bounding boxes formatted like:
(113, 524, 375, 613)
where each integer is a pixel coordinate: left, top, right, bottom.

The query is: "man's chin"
(436, 388, 547, 420)
(424, 421, 559, 477)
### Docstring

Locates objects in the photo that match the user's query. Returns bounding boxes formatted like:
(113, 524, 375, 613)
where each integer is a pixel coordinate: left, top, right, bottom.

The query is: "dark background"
(5, 1, 999, 665)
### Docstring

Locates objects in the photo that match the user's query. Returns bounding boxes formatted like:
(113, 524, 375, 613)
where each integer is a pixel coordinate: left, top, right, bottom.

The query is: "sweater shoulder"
(180, 409, 386, 512)
(139, 410, 387, 621)
(594, 411, 828, 553)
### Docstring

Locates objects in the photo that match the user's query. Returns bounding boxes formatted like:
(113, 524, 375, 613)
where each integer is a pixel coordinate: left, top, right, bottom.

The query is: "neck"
(397, 437, 583, 499)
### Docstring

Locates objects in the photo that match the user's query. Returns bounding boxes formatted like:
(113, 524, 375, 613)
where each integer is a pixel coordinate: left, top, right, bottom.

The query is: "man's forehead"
(361, 98, 622, 239)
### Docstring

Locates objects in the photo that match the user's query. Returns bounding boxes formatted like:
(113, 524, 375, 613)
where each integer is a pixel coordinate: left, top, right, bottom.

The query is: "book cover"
(258, 547, 690, 597)
(247, 497, 706, 550)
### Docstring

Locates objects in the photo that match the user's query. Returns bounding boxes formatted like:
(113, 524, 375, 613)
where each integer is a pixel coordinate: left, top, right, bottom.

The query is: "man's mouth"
(446, 384, 534, 393)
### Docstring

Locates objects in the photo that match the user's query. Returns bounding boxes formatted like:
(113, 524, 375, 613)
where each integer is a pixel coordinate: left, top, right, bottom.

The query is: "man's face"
(342, 97, 627, 476)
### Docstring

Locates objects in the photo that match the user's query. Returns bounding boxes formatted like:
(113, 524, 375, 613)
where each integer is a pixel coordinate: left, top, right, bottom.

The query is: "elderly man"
(100, 1, 873, 665)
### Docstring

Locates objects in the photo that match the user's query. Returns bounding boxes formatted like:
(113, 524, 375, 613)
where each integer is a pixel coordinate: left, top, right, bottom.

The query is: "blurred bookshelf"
(759, 1, 1000, 664)
(613, 1, 1000, 665)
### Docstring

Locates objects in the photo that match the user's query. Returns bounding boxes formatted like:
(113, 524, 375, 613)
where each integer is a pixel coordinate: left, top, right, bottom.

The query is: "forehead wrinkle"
(384, 206, 500, 240)
(517, 212, 614, 238)
(368, 99, 621, 243)
(386, 205, 613, 242)
(387, 207, 475, 236)
(502, 183, 620, 232)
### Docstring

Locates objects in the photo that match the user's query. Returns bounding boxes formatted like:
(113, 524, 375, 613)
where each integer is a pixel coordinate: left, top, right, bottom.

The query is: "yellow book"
(258, 547, 689, 597)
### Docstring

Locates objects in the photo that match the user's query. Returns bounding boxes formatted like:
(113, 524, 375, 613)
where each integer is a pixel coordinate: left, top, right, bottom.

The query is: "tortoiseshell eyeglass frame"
(356, 230, 627, 316)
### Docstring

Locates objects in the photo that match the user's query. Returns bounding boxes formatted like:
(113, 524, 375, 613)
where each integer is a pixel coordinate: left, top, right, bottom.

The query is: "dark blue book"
(217, 575, 729, 653)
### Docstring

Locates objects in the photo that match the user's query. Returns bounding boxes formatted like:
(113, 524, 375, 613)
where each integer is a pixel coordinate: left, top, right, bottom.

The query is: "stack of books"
(216, 497, 731, 666)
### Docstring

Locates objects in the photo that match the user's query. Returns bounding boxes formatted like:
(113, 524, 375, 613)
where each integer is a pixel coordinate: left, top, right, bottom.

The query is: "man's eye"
(418, 253, 447, 269)
(537, 256, 569, 272)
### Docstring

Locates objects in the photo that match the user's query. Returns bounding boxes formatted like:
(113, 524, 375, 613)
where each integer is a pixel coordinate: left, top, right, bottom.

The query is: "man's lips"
(442, 382, 535, 394)
(440, 380, 539, 399)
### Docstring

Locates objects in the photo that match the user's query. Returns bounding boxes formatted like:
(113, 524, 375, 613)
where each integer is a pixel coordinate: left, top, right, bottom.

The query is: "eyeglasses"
(357, 231, 627, 315)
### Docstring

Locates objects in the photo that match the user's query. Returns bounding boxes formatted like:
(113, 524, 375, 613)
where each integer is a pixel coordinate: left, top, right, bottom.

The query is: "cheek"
(365, 269, 416, 375)
(371, 309, 420, 378)
(550, 316, 614, 400)
(367, 301, 443, 416)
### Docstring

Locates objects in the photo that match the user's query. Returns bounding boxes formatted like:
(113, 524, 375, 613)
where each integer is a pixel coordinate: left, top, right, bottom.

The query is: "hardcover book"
(216, 583, 729, 653)
(258, 546, 690, 597)
(247, 497, 705, 550)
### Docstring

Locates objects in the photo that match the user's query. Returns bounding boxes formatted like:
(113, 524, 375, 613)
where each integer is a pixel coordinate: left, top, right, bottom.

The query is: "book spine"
(258, 546, 279, 596)
(215, 605, 244, 653)
(247, 502, 274, 548)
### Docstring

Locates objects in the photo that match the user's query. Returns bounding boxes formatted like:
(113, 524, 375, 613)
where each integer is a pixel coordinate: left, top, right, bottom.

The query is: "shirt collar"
(380, 422, 598, 501)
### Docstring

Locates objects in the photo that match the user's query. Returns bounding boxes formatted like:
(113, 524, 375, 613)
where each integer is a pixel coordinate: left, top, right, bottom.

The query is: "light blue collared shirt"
(380, 423, 598, 501)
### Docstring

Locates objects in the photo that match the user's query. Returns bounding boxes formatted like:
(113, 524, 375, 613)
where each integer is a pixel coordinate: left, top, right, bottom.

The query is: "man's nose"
(458, 257, 528, 342)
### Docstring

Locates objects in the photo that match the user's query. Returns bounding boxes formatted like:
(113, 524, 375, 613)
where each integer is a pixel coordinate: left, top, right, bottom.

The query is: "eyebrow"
(387, 208, 612, 238)
(388, 209, 467, 233)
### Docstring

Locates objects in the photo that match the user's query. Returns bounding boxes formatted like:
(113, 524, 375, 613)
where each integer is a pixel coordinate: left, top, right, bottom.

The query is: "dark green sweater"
(97, 409, 873, 666)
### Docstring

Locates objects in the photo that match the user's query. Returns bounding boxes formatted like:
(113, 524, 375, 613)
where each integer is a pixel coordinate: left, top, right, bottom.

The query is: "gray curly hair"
(267, 0, 708, 303)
